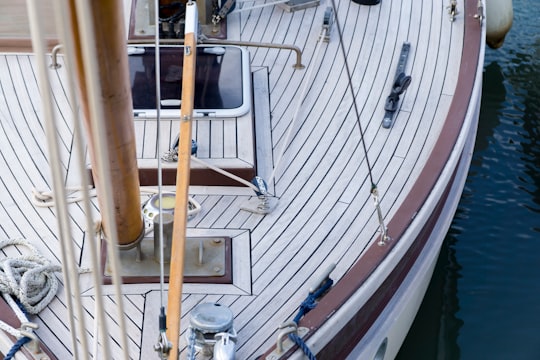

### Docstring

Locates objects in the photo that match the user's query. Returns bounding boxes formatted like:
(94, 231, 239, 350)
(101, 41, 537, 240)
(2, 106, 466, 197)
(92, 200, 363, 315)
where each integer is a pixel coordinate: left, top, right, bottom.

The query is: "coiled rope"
(0, 239, 61, 359)
(0, 238, 61, 315)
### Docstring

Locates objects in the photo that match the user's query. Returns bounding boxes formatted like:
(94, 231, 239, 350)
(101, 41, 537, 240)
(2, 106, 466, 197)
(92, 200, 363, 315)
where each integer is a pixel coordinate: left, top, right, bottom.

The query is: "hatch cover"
(102, 236, 232, 285)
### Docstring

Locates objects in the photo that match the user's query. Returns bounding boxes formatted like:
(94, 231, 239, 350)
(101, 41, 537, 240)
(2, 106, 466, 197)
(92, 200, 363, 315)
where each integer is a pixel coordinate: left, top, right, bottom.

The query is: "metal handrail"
(127, 38, 305, 69)
(50, 38, 305, 70)
(49, 44, 63, 69)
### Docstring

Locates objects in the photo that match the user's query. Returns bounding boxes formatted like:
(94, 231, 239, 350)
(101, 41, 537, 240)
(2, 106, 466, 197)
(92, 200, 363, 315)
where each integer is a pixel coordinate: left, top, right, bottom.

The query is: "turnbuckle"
(154, 308, 172, 359)
(371, 185, 390, 246)
(154, 331, 172, 359)
(447, 0, 458, 22)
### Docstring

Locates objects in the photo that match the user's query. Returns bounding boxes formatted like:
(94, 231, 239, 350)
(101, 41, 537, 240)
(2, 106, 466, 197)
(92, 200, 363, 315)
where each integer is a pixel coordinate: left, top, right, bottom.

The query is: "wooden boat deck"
(0, 0, 482, 358)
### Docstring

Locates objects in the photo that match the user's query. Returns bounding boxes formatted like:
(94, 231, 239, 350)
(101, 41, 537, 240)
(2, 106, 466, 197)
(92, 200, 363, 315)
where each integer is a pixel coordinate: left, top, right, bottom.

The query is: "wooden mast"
(166, 2, 198, 358)
(66, 0, 144, 246)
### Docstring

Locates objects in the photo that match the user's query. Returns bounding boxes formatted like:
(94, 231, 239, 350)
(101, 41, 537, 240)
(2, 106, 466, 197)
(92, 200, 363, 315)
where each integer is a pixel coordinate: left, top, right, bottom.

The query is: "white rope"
(73, 0, 130, 357)
(186, 327, 197, 360)
(268, 27, 328, 188)
(2, 293, 28, 326)
(31, 186, 97, 207)
(0, 238, 61, 315)
(190, 156, 260, 192)
(0, 294, 29, 339)
(0, 319, 23, 339)
(163, 147, 262, 192)
(26, 0, 89, 357)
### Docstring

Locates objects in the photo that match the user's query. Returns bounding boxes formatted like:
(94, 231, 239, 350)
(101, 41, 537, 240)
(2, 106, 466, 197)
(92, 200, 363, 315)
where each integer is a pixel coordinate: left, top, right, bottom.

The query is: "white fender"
(486, 0, 513, 48)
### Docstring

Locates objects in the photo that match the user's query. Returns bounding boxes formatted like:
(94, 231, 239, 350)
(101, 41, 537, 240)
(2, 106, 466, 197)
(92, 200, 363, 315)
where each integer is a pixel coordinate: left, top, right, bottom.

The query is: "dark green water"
(397, 1, 540, 359)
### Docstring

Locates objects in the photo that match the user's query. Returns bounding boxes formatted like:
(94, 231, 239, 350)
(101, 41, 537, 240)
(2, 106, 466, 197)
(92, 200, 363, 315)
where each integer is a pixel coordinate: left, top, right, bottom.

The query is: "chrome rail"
(127, 38, 305, 69)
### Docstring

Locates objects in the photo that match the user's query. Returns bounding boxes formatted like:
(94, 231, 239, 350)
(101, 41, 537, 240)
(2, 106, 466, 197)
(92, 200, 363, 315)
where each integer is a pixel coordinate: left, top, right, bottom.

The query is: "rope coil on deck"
(0, 238, 61, 315)
(0, 239, 60, 359)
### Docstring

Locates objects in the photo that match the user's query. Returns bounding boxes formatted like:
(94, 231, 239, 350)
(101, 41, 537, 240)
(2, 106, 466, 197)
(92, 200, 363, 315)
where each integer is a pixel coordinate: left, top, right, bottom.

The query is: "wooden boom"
(166, 2, 198, 358)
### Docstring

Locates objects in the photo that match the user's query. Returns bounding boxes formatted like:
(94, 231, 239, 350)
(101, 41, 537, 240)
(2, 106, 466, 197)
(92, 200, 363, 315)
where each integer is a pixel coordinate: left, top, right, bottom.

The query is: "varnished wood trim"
(138, 167, 256, 186)
(0, 38, 58, 53)
(89, 167, 256, 187)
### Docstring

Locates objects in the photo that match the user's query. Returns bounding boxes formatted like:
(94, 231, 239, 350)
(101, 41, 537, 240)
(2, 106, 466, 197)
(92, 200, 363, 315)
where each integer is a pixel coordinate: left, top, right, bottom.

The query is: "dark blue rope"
(3, 296, 32, 360)
(14, 298, 30, 317)
(4, 336, 31, 360)
(289, 278, 334, 360)
(293, 278, 333, 324)
(289, 333, 316, 360)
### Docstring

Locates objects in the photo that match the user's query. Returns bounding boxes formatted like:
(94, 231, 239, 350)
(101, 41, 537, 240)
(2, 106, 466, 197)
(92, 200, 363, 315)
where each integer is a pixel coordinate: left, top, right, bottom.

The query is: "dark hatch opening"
(128, 45, 251, 118)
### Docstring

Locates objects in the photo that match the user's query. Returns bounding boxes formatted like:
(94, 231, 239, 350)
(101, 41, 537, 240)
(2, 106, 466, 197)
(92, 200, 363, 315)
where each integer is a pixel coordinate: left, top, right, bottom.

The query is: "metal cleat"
(266, 322, 309, 359)
(241, 176, 278, 214)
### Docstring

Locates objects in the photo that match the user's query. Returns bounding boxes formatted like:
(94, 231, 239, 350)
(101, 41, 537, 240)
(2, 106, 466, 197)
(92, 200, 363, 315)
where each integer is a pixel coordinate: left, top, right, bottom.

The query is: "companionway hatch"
(128, 45, 251, 118)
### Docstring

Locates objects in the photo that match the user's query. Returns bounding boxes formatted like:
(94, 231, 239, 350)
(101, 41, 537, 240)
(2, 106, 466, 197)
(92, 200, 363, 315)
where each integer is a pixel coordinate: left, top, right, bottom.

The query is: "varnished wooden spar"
(166, 2, 198, 358)
(66, 0, 143, 246)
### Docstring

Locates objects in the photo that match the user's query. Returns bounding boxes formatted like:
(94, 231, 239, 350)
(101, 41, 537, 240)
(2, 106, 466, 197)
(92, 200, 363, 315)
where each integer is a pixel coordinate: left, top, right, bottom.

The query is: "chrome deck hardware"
(447, 0, 458, 21)
(49, 44, 63, 69)
(19, 322, 50, 359)
(187, 303, 237, 358)
(266, 322, 309, 359)
(241, 176, 278, 214)
(474, 0, 484, 23)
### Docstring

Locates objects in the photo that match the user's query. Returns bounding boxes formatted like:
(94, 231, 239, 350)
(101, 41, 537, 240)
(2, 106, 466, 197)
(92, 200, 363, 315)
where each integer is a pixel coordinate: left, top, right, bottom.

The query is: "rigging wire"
(268, 25, 328, 190)
(329, 0, 374, 187)
(72, 0, 131, 358)
(154, 1, 173, 357)
(52, 0, 115, 357)
(329, 0, 389, 244)
(25, 0, 89, 358)
(231, 0, 289, 13)
(155, 0, 166, 314)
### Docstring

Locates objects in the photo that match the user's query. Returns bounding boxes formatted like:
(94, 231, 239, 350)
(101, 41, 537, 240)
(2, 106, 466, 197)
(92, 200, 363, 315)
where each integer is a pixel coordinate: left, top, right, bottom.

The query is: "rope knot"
(0, 238, 61, 314)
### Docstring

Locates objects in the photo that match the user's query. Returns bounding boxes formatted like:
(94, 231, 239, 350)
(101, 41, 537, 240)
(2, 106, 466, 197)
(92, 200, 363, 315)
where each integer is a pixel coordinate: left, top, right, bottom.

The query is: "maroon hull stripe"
(318, 165, 457, 358)
(261, 0, 482, 357)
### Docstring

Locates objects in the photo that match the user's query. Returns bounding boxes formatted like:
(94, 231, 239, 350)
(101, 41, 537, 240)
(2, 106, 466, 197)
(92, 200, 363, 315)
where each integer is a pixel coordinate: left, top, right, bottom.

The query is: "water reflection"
(399, 1, 540, 356)
(396, 228, 464, 360)
(511, 44, 540, 216)
(474, 61, 505, 153)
